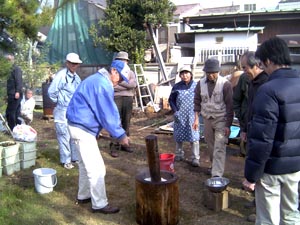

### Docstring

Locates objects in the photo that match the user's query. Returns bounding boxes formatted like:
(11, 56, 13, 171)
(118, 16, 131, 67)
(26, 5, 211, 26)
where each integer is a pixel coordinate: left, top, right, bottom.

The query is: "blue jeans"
(55, 122, 78, 164)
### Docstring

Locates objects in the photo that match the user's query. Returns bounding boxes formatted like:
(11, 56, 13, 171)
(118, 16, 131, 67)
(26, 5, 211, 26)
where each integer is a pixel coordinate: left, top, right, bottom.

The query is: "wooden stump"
(136, 170, 179, 225)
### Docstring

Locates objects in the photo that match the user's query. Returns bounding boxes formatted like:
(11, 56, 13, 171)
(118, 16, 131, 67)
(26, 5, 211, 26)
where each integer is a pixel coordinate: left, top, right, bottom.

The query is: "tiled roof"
(279, 0, 300, 3)
(174, 3, 201, 15)
(198, 5, 240, 15)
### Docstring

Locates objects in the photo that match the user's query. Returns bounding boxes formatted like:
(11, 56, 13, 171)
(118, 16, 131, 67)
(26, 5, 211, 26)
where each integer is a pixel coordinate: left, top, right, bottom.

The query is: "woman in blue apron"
(168, 65, 200, 167)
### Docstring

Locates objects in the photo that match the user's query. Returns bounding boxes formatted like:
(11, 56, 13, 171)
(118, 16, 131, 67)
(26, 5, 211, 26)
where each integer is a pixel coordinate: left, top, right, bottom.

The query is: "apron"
(173, 81, 199, 142)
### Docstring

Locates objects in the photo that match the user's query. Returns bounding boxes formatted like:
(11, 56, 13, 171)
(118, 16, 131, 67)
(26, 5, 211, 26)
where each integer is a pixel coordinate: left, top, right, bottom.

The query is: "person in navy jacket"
(243, 37, 300, 225)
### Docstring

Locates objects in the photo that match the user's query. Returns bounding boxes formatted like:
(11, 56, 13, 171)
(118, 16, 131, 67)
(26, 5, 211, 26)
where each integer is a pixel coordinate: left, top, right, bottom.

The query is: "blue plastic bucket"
(229, 126, 240, 138)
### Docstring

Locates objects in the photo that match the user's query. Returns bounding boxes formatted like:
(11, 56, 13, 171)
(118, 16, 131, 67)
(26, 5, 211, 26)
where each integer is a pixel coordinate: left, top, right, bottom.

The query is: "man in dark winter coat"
(233, 72, 249, 156)
(239, 51, 269, 222)
(239, 51, 269, 155)
(243, 37, 300, 225)
(5, 54, 23, 131)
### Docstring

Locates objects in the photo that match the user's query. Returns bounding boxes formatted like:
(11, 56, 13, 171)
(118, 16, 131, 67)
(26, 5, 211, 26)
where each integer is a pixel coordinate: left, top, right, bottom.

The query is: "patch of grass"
(0, 112, 255, 225)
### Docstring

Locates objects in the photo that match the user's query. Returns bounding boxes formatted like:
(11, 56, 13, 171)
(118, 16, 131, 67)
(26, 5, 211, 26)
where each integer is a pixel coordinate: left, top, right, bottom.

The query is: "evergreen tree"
(90, 0, 175, 63)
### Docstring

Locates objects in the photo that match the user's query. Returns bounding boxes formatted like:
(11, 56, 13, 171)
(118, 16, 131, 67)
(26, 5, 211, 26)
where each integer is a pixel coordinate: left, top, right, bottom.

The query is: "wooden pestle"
(145, 135, 161, 182)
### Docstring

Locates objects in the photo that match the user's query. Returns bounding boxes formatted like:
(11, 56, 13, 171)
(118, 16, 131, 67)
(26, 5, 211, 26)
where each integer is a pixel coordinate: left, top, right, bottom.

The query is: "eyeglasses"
(67, 61, 79, 66)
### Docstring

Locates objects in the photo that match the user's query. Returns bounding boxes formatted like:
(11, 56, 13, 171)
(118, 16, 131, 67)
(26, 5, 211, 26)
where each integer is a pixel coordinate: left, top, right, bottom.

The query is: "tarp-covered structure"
(46, 0, 113, 65)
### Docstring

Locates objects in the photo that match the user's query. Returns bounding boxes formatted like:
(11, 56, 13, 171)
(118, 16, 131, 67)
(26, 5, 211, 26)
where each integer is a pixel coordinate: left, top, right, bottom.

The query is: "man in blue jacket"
(243, 37, 300, 224)
(67, 60, 130, 214)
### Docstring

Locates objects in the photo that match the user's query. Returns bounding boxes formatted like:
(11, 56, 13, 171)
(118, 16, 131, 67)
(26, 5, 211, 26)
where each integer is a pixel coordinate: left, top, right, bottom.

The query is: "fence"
(196, 46, 250, 63)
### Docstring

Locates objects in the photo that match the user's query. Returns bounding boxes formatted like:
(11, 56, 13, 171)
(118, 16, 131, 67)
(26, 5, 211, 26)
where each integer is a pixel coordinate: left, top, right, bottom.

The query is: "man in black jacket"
(239, 51, 269, 222)
(243, 37, 300, 224)
(5, 54, 23, 131)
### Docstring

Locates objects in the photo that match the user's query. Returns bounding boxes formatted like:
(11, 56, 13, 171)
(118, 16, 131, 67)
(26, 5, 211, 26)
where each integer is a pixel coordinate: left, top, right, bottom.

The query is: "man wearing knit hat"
(67, 59, 130, 214)
(192, 58, 234, 177)
(110, 51, 137, 157)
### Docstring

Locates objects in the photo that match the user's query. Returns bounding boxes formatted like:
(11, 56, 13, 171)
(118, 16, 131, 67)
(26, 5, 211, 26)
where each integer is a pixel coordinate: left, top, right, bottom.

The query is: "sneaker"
(110, 150, 119, 158)
(76, 198, 91, 204)
(191, 159, 200, 167)
(64, 163, 74, 169)
(121, 145, 133, 153)
(92, 204, 120, 214)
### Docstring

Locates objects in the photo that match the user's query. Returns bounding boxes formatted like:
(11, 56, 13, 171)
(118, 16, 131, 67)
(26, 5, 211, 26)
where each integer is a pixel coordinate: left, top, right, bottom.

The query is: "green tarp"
(46, 0, 113, 65)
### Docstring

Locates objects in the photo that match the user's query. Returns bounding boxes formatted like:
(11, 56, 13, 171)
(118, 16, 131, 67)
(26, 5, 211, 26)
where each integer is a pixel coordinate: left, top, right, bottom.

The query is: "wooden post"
(136, 171, 179, 225)
(145, 135, 161, 182)
(203, 189, 229, 212)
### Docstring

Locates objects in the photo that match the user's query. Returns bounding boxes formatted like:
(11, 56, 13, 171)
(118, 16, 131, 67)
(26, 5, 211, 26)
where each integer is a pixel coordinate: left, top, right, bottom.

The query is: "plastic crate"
(17, 141, 37, 152)
(0, 146, 2, 167)
(20, 158, 36, 169)
(20, 150, 36, 161)
(2, 161, 21, 176)
(0, 141, 20, 158)
(2, 153, 20, 166)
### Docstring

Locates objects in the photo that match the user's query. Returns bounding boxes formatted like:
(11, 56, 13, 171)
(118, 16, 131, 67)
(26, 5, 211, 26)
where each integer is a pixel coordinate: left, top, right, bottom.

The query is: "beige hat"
(179, 65, 192, 74)
(66, 53, 82, 64)
(115, 51, 129, 61)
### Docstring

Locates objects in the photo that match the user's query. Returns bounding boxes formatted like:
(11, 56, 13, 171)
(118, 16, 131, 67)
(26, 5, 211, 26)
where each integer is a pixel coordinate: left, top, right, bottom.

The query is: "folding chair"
(0, 113, 14, 137)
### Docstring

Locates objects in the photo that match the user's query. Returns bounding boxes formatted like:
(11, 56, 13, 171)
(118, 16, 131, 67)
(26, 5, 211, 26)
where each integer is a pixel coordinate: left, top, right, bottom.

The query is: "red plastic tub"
(160, 153, 175, 172)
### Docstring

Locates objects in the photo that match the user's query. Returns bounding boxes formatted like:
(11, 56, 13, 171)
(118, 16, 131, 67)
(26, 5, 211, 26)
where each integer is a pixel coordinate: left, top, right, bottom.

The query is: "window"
(216, 36, 223, 44)
(244, 4, 256, 11)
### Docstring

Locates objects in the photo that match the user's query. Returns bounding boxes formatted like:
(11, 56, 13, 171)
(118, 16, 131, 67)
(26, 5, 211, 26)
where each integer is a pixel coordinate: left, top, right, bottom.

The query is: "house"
(174, 8, 300, 66)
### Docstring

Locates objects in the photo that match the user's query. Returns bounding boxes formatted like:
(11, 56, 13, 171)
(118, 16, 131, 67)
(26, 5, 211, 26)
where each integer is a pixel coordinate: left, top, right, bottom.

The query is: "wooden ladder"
(134, 64, 154, 112)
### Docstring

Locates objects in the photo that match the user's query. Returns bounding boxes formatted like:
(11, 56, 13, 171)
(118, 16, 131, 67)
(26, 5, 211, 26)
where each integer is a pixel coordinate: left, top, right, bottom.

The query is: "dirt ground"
(28, 109, 254, 225)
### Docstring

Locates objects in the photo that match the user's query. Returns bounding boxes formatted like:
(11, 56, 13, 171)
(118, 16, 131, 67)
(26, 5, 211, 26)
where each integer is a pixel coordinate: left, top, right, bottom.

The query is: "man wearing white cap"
(66, 60, 130, 214)
(48, 52, 82, 169)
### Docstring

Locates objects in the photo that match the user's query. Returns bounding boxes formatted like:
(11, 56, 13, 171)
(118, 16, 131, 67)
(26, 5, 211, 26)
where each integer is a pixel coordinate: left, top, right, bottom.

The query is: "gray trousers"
(203, 117, 228, 177)
(255, 171, 300, 225)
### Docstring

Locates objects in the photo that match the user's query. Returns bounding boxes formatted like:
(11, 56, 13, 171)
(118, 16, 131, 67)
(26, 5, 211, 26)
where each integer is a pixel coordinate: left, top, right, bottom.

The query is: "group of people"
(46, 51, 136, 214)
(169, 56, 233, 178)
(5, 53, 35, 132)
(169, 37, 300, 224)
(4, 37, 299, 222)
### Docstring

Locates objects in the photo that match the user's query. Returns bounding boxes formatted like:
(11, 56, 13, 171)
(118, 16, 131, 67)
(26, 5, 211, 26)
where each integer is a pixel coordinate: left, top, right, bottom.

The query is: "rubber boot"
(191, 141, 200, 167)
(175, 142, 184, 161)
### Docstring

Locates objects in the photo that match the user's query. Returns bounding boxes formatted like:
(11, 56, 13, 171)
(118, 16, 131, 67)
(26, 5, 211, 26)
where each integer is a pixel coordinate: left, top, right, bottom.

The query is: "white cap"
(66, 53, 82, 64)
(179, 65, 192, 74)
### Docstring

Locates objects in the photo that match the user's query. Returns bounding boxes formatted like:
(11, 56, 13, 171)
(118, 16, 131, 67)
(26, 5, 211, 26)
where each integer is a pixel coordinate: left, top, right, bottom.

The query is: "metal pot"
(205, 177, 230, 193)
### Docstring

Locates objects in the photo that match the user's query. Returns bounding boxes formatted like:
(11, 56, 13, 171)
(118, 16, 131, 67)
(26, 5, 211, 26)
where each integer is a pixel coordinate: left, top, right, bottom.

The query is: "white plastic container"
(32, 168, 57, 194)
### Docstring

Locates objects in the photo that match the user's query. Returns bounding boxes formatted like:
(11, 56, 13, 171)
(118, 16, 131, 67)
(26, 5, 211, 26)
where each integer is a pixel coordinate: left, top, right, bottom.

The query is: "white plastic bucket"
(33, 168, 57, 194)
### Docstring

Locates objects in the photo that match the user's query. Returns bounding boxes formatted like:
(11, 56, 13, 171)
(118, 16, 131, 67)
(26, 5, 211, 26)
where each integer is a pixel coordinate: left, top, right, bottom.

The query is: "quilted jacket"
(245, 68, 300, 183)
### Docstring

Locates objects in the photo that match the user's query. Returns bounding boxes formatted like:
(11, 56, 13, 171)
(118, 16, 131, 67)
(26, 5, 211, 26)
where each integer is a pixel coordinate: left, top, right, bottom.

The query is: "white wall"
(195, 32, 258, 50)
(171, 0, 280, 10)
